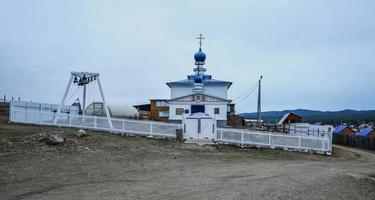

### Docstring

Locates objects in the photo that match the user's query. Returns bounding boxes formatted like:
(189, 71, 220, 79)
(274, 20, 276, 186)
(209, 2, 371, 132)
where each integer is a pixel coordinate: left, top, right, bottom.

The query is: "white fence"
(10, 102, 180, 138)
(11, 101, 80, 114)
(9, 101, 332, 154)
(216, 127, 332, 154)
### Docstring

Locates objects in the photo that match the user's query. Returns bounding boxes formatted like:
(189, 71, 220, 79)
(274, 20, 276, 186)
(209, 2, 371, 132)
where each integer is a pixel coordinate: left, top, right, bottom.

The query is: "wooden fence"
(333, 135, 375, 150)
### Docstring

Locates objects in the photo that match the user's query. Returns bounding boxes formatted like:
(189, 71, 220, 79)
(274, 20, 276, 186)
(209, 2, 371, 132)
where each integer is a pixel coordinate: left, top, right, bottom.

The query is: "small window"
(158, 111, 169, 117)
(176, 108, 184, 115)
(214, 108, 220, 114)
(156, 101, 168, 107)
(184, 109, 189, 114)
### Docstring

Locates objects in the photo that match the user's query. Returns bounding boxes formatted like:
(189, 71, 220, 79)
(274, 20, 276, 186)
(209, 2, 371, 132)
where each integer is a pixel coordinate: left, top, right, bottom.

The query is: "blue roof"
(357, 128, 374, 137)
(333, 125, 347, 135)
(166, 74, 232, 88)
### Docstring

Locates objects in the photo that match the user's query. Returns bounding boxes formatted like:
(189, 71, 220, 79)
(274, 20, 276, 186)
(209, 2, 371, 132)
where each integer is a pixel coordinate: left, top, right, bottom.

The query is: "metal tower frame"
(54, 71, 112, 128)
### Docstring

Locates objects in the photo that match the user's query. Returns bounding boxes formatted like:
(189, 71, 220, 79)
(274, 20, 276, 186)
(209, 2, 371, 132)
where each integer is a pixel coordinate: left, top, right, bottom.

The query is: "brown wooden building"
(149, 99, 169, 122)
(277, 112, 302, 124)
(227, 114, 245, 127)
(357, 128, 375, 139)
(333, 125, 356, 136)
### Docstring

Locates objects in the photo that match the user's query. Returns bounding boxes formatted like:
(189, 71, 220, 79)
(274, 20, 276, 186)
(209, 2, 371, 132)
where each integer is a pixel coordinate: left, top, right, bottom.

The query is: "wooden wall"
(150, 100, 169, 122)
(339, 127, 356, 136)
(333, 135, 375, 150)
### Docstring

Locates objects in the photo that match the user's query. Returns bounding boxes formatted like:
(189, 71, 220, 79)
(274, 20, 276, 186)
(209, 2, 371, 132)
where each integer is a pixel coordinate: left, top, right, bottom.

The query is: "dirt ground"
(1, 116, 375, 200)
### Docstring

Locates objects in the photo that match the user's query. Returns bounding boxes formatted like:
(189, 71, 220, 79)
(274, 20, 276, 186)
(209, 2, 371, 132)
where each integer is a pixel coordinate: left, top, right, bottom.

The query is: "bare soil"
(1, 116, 374, 200)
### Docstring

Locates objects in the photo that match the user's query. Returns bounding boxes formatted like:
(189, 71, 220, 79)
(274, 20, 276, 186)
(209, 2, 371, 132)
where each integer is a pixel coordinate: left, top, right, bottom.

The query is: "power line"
(233, 83, 258, 104)
(232, 81, 259, 103)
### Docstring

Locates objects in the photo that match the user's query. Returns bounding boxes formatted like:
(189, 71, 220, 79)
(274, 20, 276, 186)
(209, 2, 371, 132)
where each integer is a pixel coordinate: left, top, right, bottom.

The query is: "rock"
(46, 134, 65, 145)
(76, 129, 88, 138)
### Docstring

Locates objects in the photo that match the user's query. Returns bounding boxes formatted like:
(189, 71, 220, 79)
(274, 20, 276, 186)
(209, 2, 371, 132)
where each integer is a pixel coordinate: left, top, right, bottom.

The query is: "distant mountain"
(240, 109, 375, 125)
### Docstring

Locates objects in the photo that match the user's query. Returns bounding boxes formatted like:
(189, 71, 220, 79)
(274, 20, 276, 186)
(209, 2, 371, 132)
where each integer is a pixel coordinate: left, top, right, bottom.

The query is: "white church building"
(166, 35, 232, 129)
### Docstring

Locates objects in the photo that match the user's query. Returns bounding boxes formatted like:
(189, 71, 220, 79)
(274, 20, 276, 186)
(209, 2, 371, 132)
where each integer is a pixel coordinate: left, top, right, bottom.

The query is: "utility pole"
(257, 75, 263, 126)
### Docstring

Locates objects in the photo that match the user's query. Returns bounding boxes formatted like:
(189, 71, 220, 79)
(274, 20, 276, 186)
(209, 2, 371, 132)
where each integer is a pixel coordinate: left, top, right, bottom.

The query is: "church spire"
(193, 34, 207, 75)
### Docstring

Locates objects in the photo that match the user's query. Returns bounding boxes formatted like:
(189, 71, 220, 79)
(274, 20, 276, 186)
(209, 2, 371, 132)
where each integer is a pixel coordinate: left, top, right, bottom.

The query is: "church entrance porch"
(183, 113, 216, 140)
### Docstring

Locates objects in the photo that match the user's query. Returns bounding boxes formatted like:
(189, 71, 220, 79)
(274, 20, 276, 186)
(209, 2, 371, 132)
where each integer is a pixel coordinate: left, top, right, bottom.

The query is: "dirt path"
(0, 120, 375, 200)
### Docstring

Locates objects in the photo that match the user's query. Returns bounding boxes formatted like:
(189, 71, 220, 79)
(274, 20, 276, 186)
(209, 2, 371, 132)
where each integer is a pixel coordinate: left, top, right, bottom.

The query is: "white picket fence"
(216, 127, 332, 154)
(10, 108, 181, 138)
(9, 101, 332, 154)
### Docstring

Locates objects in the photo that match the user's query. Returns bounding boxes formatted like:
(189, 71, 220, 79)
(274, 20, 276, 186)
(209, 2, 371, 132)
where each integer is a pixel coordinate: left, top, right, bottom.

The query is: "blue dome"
(194, 76, 203, 83)
(194, 48, 206, 62)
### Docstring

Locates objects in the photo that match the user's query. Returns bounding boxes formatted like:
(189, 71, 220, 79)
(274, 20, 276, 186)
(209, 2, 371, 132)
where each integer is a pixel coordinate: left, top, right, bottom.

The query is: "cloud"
(0, 0, 374, 112)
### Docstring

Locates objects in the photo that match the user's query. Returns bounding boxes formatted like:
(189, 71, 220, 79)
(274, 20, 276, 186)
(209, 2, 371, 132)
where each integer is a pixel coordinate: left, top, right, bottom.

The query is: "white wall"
(171, 85, 228, 99)
(205, 85, 228, 99)
(169, 102, 227, 121)
(169, 104, 191, 120)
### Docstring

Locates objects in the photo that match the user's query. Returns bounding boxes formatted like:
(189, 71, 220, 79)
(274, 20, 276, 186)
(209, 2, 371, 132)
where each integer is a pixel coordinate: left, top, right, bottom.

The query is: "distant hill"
(240, 109, 375, 125)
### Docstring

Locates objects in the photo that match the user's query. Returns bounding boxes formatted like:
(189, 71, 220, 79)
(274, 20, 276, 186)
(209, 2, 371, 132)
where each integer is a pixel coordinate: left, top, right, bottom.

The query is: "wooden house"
(277, 112, 302, 125)
(333, 125, 356, 136)
(357, 128, 375, 139)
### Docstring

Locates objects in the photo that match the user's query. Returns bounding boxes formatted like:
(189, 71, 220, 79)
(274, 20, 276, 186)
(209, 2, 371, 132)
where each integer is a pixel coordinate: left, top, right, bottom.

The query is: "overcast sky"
(0, 0, 374, 112)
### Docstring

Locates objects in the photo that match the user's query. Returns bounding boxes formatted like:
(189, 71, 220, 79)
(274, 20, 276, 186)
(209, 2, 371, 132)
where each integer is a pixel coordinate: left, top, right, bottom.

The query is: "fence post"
(94, 117, 97, 128)
(25, 104, 28, 122)
(39, 111, 42, 123)
(68, 114, 72, 126)
(298, 137, 301, 148)
(220, 129, 223, 141)
(122, 120, 125, 133)
(241, 130, 244, 147)
(268, 133, 271, 146)
(150, 122, 153, 135)
(9, 102, 12, 121)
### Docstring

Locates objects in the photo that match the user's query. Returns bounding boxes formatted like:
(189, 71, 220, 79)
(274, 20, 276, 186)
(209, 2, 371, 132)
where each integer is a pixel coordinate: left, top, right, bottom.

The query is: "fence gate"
(183, 113, 215, 140)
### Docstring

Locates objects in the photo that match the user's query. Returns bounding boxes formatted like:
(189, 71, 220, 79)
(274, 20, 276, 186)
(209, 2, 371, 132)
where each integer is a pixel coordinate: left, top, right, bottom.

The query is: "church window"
(214, 108, 220, 114)
(176, 108, 184, 115)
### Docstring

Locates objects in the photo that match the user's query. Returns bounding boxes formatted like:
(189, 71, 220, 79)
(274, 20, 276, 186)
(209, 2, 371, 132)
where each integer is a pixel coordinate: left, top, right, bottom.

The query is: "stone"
(76, 129, 88, 138)
(46, 134, 65, 145)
